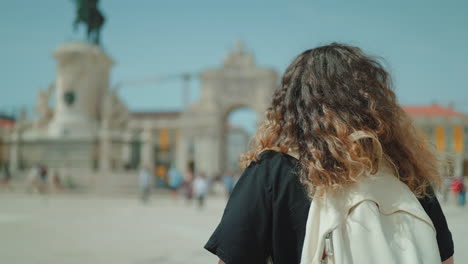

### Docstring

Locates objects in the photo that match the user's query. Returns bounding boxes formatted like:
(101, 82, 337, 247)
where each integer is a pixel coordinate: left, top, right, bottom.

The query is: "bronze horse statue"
(72, 0, 105, 45)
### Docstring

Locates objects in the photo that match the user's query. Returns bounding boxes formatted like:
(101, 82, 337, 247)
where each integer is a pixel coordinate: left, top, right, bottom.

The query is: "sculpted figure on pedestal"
(35, 83, 54, 128)
(101, 90, 129, 129)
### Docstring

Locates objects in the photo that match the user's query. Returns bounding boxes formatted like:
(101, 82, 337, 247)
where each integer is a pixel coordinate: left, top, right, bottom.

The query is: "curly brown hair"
(240, 43, 441, 198)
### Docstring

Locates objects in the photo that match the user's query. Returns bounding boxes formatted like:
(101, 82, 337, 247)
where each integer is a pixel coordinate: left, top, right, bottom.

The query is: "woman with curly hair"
(204, 43, 454, 264)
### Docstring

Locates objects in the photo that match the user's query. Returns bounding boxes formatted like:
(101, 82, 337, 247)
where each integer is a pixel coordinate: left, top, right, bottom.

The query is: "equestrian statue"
(72, 0, 105, 45)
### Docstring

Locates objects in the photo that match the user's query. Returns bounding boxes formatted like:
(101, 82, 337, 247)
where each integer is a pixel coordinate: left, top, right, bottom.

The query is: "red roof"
(402, 104, 466, 117)
(0, 118, 15, 128)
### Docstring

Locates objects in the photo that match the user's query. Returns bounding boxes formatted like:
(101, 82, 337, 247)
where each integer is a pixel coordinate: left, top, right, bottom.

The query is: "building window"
(159, 129, 170, 151)
(435, 126, 445, 152)
(453, 126, 463, 154)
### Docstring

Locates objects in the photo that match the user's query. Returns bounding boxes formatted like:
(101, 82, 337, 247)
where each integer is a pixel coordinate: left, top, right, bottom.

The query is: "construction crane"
(111, 72, 199, 107)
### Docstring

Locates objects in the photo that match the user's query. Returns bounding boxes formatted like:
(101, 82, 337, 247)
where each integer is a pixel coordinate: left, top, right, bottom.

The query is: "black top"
(205, 150, 454, 264)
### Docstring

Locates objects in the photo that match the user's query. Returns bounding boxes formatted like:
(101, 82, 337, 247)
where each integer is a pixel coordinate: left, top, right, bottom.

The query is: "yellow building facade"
(404, 104, 468, 177)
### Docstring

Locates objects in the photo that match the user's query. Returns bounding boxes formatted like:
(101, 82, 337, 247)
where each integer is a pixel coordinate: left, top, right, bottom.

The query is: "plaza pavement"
(0, 191, 466, 264)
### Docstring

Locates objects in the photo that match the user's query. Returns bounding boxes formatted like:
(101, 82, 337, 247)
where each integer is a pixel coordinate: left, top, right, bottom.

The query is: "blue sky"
(1, 0, 468, 120)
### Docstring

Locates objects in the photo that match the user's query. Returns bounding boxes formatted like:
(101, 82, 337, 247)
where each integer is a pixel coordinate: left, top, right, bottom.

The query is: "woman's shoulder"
(256, 149, 298, 168)
(243, 150, 300, 186)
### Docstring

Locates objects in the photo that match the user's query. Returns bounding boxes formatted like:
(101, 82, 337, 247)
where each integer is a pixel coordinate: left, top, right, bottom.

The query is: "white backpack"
(299, 165, 441, 264)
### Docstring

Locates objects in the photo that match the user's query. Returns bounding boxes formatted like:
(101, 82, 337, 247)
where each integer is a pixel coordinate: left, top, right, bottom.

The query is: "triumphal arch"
(176, 41, 278, 177)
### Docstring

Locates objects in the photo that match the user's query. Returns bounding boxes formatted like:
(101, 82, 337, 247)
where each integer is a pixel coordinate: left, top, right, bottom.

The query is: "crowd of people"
(2, 162, 465, 208)
(25, 164, 65, 194)
(137, 164, 240, 208)
(0, 163, 73, 194)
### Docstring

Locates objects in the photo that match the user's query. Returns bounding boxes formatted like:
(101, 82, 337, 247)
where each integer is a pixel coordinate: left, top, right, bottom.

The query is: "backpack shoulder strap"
(345, 167, 435, 231)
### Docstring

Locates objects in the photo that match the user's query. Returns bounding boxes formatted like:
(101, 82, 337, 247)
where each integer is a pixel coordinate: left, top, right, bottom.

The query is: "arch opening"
(222, 106, 257, 174)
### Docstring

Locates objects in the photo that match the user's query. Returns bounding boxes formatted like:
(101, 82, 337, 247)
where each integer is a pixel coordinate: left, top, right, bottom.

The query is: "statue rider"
(72, 0, 105, 45)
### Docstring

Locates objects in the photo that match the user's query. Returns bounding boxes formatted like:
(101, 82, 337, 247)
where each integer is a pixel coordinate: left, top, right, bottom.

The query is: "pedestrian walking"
(451, 177, 463, 205)
(168, 166, 183, 199)
(194, 172, 209, 209)
(457, 177, 466, 206)
(1, 164, 13, 191)
(222, 170, 235, 198)
(442, 176, 452, 203)
(52, 170, 62, 192)
(26, 164, 40, 193)
(139, 166, 152, 203)
(204, 43, 454, 264)
(38, 164, 48, 194)
(183, 164, 195, 203)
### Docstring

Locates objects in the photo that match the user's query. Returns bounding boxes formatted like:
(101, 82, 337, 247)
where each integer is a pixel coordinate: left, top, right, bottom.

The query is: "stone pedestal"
(48, 42, 113, 138)
(17, 138, 97, 173)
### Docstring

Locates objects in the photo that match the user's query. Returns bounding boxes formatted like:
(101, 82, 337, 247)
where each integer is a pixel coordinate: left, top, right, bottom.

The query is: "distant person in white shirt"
(194, 173, 209, 209)
(139, 166, 152, 203)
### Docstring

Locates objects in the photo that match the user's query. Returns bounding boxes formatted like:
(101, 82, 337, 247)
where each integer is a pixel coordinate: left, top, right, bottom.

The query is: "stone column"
(120, 130, 133, 169)
(9, 132, 20, 171)
(454, 154, 464, 178)
(140, 125, 154, 169)
(194, 128, 221, 178)
(98, 125, 111, 172)
(211, 133, 221, 177)
(194, 136, 206, 176)
(256, 106, 267, 126)
(175, 129, 188, 173)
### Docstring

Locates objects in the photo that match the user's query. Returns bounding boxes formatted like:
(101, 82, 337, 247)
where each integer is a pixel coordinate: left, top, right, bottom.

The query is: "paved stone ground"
(0, 191, 466, 264)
